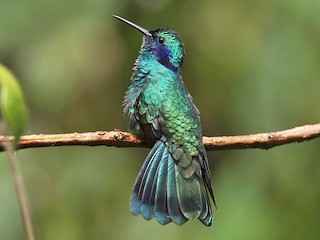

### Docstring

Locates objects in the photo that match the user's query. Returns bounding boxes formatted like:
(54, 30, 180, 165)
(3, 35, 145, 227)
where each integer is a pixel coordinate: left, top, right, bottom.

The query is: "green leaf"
(0, 64, 28, 145)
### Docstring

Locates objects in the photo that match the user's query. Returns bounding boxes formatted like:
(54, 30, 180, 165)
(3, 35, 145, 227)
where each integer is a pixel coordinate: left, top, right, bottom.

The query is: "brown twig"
(0, 123, 319, 152)
(4, 140, 36, 240)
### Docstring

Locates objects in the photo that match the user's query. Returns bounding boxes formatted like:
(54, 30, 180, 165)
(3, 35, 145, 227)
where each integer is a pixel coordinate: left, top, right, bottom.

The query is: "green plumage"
(114, 15, 215, 226)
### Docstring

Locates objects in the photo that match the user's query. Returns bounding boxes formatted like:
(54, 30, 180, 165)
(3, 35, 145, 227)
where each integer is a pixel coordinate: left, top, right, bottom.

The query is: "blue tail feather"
(130, 140, 213, 226)
(155, 148, 171, 225)
(199, 180, 213, 226)
(141, 145, 164, 220)
(176, 173, 202, 220)
(130, 140, 162, 215)
(167, 154, 188, 225)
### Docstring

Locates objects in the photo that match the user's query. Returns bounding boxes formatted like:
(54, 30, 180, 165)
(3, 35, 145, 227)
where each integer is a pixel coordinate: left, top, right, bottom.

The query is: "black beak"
(113, 15, 152, 38)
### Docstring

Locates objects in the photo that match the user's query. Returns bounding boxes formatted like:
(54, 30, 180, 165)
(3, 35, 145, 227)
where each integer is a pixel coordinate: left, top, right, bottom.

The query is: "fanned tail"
(130, 140, 213, 226)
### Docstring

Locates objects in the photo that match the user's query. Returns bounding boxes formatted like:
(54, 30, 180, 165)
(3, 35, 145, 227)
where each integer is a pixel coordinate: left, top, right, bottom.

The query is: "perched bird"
(113, 15, 216, 226)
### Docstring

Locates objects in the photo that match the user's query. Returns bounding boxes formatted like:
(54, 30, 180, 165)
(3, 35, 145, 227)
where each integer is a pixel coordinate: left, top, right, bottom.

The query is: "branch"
(5, 141, 36, 240)
(0, 124, 319, 152)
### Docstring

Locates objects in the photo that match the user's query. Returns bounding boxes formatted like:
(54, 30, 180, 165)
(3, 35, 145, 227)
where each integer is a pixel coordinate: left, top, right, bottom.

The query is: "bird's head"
(114, 15, 185, 73)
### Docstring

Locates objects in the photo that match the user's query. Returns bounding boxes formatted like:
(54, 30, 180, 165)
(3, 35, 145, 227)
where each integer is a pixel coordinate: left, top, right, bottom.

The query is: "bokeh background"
(1, 0, 320, 239)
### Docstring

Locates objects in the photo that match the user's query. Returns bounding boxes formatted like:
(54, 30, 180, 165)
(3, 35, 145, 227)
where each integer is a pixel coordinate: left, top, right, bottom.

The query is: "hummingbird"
(113, 15, 215, 226)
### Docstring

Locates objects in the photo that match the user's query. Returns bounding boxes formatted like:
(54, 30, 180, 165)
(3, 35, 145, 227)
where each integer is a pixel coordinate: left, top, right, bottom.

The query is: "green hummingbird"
(114, 15, 215, 226)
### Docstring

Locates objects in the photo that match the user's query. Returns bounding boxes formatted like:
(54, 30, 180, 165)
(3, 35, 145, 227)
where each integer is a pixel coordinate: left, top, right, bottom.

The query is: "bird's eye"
(157, 37, 165, 45)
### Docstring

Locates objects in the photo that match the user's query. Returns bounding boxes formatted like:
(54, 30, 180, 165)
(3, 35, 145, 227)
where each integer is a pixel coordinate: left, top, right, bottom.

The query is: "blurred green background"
(1, 0, 320, 239)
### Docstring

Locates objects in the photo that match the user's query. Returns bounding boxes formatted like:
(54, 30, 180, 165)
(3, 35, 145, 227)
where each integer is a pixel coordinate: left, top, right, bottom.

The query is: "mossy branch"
(0, 123, 319, 152)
